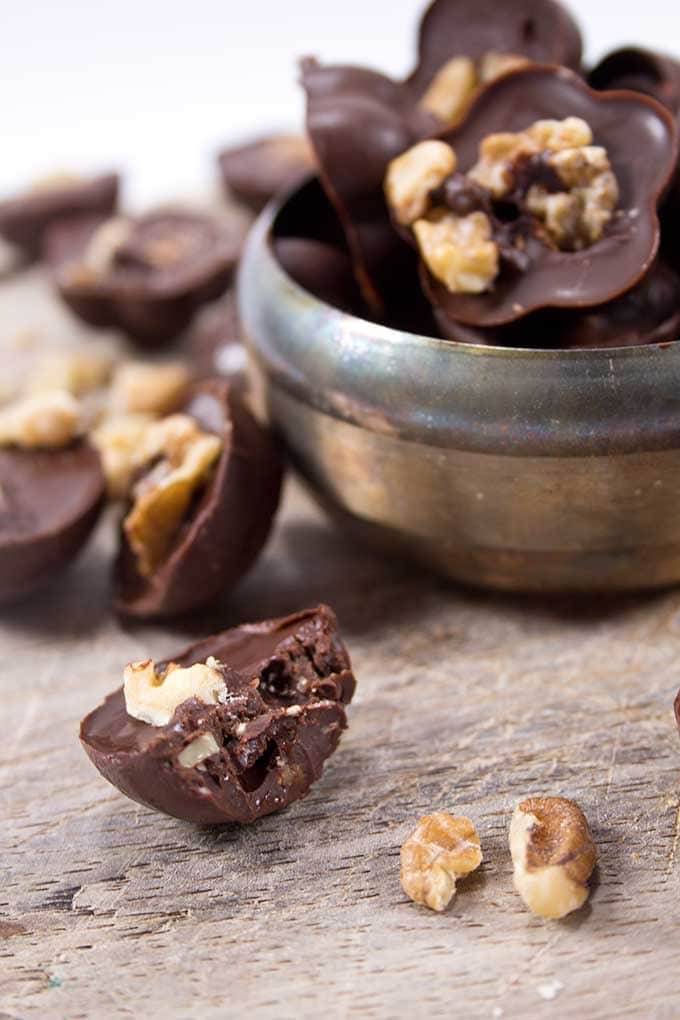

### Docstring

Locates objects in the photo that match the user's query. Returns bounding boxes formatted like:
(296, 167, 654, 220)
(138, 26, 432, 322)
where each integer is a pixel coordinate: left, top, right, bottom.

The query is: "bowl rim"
(261, 177, 680, 360)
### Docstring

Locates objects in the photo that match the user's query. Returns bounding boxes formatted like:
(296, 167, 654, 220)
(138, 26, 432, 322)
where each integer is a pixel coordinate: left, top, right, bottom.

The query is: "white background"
(2, 0, 680, 204)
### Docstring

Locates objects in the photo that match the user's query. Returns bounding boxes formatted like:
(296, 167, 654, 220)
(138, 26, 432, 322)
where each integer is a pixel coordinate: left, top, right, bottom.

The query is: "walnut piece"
(28, 349, 115, 398)
(177, 732, 221, 768)
(109, 361, 191, 417)
(123, 413, 223, 577)
(0, 390, 83, 449)
(71, 217, 132, 281)
(420, 53, 528, 128)
(124, 656, 228, 726)
(413, 210, 499, 293)
(90, 413, 155, 499)
(385, 141, 457, 227)
(400, 812, 483, 912)
(509, 797, 597, 919)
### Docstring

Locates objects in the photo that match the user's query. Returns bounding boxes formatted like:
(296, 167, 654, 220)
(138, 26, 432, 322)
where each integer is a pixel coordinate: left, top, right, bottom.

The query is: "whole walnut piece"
(400, 812, 483, 912)
(509, 796, 596, 919)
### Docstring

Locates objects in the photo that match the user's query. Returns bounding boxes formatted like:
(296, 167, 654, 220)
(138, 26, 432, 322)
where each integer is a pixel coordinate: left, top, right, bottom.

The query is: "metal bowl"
(238, 181, 680, 592)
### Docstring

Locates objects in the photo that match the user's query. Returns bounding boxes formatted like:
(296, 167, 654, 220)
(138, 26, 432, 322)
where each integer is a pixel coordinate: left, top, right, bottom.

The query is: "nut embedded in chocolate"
(114, 378, 282, 619)
(218, 135, 316, 212)
(408, 0, 583, 104)
(398, 65, 678, 327)
(0, 171, 119, 260)
(46, 208, 244, 349)
(0, 439, 104, 603)
(301, 58, 431, 316)
(80, 605, 356, 824)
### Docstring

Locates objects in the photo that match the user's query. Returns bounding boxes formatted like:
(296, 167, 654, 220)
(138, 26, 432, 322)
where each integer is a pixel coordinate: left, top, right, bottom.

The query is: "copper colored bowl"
(238, 181, 680, 592)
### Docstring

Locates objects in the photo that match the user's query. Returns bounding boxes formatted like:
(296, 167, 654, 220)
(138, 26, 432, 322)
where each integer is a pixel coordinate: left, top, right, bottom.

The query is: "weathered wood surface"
(1, 269, 680, 1020)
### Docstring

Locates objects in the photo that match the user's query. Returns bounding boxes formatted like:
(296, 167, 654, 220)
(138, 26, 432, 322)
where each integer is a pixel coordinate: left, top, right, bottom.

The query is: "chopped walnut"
(400, 812, 483, 912)
(0, 390, 83, 449)
(71, 217, 132, 281)
(385, 141, 457, 227)
(90, 413, 155, 499)
(177, 732, 221, 768)
(509, 797, 597, 919)
(28, 349, 115, 398)
(527, 146, 619, 249)
(419, 57, 478, 128)
(123, 413, 222, 577)
(109, 361, 191, 417)
(420, 53, 528, 128)
(413, 210, 499, 293)
(124, 658, 228, 726)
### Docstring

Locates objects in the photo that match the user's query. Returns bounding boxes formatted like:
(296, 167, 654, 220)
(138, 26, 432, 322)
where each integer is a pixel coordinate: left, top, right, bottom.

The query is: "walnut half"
(509, 797, 597, 919)
(400, 812, 483, 912)
(413, 210, 499, 294)
(124, 656, 228, 726)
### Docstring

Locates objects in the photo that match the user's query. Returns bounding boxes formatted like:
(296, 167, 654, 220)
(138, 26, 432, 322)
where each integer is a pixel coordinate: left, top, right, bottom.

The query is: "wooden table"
(2, 269, 680, 1020)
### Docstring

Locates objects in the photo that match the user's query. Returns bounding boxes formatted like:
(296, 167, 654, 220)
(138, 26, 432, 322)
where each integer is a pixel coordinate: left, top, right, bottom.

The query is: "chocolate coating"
(301, 58, 429, 315)
(424, 66, 678, 327)
(589, 48, 680, 116)
(0, 173, 118, 260)
(46, 209, 244, 349)
(114, 379, 283, 619)
(218, 135, 315, 212)
(408, 0, 583, 98)
(0, 441, 104, 603)
(80, 605, 356, 824)
(274, 237, 363, 313)
(675, 688, 680, 734)
(436, 261, 680, 348)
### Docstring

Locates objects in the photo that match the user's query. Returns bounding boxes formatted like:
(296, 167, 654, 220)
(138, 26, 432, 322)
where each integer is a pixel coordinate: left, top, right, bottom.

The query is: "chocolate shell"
(188, 295, 248, 388)
(273, 237, 363, 313)
(436, 261, 680, 348)
(0, 172, 119, 260)
(675, 688, 680, 734)
(423, 66, 678, 328)
(218, 135, 315, 212)
(80, 605, 356, 824)
(301, 58, 431, 315)
(114, 379, 283, 619)
(589, 48, 680, 116)
(0, 441, 104, 603)
(408, 0, 583, 98)
(46, 209, 244, 349)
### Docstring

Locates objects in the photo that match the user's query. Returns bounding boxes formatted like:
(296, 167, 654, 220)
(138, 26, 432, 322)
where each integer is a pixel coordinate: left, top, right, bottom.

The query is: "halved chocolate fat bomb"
(46, 208, 244, 348)
(80, 606, 356, 824)
(114, 379, 282, 619)
(0, 441, 105, 603)
(407, 0, 583, 102)
(218, 135, 316, 212)
(0, 172, 119, 260)
(393, 65, 679, 328)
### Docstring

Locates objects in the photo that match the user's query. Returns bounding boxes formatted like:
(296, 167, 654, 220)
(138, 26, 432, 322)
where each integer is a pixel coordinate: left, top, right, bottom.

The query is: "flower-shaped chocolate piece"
(0, 172, 119, 260)
(46, 208, 245, 349)
(408, 0, 582, 122)
(114, 379, 282, 619)
(436, 261, 680, 349)
(389, 66, 678, 327)
(301, 58, 432, 315)
(589, 48, 680, 118)
(218, 134, 316, 212)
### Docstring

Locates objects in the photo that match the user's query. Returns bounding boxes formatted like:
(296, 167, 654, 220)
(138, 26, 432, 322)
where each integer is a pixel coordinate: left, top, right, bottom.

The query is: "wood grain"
(1, 269, 680, 1020)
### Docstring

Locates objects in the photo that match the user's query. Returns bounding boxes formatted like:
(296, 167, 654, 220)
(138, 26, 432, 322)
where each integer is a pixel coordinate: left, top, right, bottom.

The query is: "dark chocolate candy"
(435, 261, 680, 348)
(408, 0, 583, 98)
(273, 237, 363, 313)
(589, 48, 680, 116)
(218, 135, 315, 212)
(675, 688, 680, 734)
(0, 441, 104, 603)
(80, 605, 356, 824)
(0, 172, 119, 260)
(188, 294, 248, 387)
(423, 65, 678, 328)
(301, 58, 431, 315)
(46, 209, 244, 349)
(114, 378, 282, 619)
